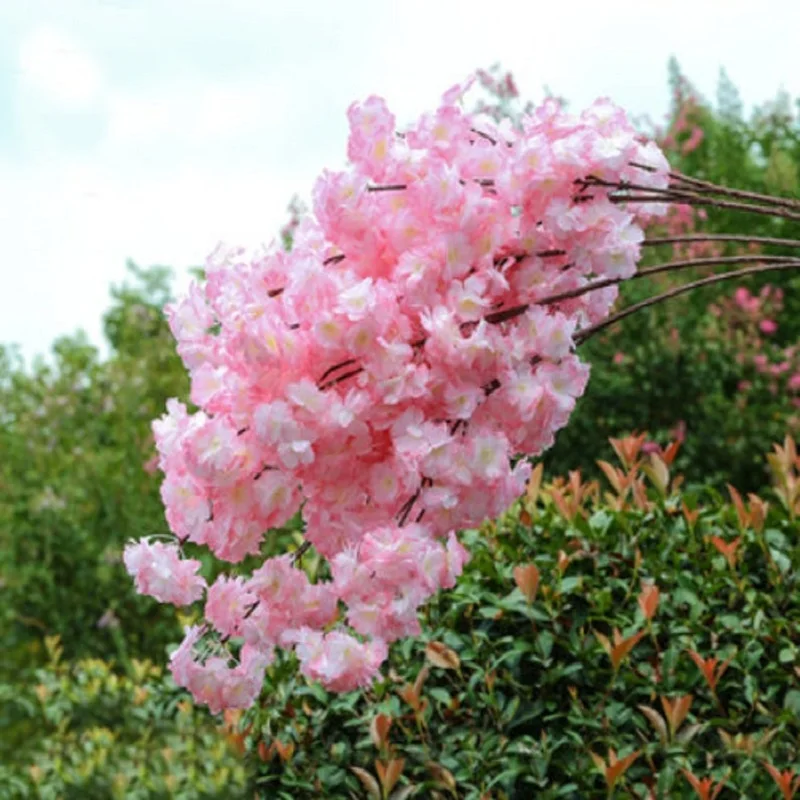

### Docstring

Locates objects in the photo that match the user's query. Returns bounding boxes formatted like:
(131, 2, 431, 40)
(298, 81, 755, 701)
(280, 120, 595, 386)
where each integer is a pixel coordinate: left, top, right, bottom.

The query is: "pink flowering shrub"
(124, 75, 670, 712)
(709, 283, 800, 411)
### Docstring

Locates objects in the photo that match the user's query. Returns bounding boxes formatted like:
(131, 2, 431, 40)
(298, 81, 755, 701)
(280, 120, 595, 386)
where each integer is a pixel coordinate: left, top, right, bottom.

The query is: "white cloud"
(0, 157, 308, 360)
(105, 79, 292, 147)
(17, 26, 103, 109)
(3, 0, 800, 364)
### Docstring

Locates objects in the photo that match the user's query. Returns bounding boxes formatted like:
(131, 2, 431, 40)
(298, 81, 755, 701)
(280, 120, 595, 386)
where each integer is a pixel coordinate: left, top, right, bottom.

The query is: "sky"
(2, 0, 799, 363)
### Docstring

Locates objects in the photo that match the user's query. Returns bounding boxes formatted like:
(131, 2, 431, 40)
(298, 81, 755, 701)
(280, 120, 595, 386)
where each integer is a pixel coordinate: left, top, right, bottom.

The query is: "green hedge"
(0, 637, 247, 799)
(238, 436, 800, 799)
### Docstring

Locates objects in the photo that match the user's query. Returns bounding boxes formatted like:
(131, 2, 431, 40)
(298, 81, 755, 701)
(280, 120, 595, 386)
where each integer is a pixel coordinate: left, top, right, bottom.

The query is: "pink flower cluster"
(123, 540, 205, 606)
(125, 76, 669, 712)
(170, 625, 272, 713)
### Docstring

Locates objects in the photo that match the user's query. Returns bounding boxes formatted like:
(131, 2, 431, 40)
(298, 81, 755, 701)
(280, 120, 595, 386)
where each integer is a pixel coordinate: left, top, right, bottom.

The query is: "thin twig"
(292, 541, 312, 564)
(484, 255, 798, 325)
(669, 170, 800, 210)
(574, 261, 800, 345)
(643, 234, 800, 249)
(318, 358, 358, 384)
(535, 254, 800, 307)
(318, 367, 364, 391)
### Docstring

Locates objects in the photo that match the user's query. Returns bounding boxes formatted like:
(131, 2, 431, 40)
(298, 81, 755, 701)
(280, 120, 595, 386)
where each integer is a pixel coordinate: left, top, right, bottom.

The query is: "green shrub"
(0, 637, 247, 800)
(238, 436, 800, 799)
(0, 264, 189, 681)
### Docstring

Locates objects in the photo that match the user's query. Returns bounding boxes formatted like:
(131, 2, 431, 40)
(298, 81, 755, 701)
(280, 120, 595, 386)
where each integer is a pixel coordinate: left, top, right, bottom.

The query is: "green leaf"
(784, 690, 800, 716)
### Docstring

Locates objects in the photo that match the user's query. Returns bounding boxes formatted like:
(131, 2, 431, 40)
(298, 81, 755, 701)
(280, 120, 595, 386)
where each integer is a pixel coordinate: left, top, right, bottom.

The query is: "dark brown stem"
(318, 358, 358, 384)
(484, 255, 798, 325)
(643, 234, 800, 250)
(367, 183, 408, 192)
(586, 174, 800, 215)
(397, 488, 421, 526)
(471, 127, 497, 145)
(292, 541, 312, 564)
(609, 191, 800, 223)
(318, 367, 364, 391)
(535, 254, 800, 307)
(669, 170, 800, 211)
(574, 261, 800, 345)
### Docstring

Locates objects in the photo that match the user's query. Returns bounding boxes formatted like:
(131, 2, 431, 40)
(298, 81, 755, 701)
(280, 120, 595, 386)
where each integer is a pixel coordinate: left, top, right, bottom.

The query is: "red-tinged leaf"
(273, 738, 294, 763)
(643, 454, 669, 495)
(549, 487, 572, 521)
(351, 767, 382, 800)
(661, 694, 692, 736)
(638, 582, 660, 621)
(594, 631, 611, 657)
(632, 478, 651, 511)
(526, 462, 544, 508)
(682, 501, 700, 526)
(606, 750, 640, 789)
(763, 762, 800, 800)
(727, 483, 748, 529)
(513, 563, 540, 603)
(681, 770, 728, 800)
(384, 759, 405, 796)
(589, 751, 606, 774)
(399, 684, 421, 712)
(425, 641, 460, 670)
(412, 664, 429, 699)
(747, 493, 768, 533)
(637, 705, 668, 746)
(610, 630, 644, 670)
(597, 459, 624, 495)
(662, 438, 681, 465)
(708, 535, 741, 570)
(370, 713, 393, 750)
(610, 433, 647, 470)
(426, 761, 456, 791)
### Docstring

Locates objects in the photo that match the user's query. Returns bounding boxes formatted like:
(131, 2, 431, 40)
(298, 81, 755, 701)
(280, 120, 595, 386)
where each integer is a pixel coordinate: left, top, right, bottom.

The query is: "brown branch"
(535, 254, 800, 307)
(318, 367, 364, 391)
(318, 358, 358, 384)
(292, 541, 312, 564)
(608, 192, 800, 223)
(470, 127, 497, 145)
(574, 261, 800, 345)
(669, 170, 800, 211)
(367, 183, 408, 192)
(643, 234, 800, 250)
(396, 488, 421, 526)
(484, 255, 798, 326)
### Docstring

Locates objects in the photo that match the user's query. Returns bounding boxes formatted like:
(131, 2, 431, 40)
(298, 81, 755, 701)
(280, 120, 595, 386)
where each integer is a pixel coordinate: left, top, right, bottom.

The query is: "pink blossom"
(292, 629, 388, 693)
(123, 540, 206, 606)
(759, 319, 778, 335)
(129, 73, 671, 712)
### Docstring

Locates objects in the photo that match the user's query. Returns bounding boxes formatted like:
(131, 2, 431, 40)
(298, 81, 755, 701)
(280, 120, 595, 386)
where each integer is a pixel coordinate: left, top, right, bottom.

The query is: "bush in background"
(0, 636, 247, 799)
